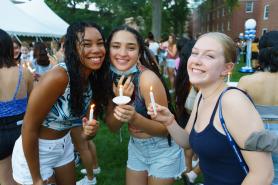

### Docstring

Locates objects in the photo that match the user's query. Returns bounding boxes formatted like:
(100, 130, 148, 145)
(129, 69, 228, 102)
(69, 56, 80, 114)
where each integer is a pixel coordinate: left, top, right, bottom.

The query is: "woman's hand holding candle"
(113, 104, 136, 123)
(147, 103, 175, 127)
(82, 117, 99, 139)
(113, 75, 134, 97)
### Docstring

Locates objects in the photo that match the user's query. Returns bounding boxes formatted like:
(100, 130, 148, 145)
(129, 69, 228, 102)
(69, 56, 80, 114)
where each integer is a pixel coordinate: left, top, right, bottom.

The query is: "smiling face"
(77, 27, 106, 73)
(109, 30, 139, 71)
(187, 35, 228, 87)
(13, 42, 21, 59)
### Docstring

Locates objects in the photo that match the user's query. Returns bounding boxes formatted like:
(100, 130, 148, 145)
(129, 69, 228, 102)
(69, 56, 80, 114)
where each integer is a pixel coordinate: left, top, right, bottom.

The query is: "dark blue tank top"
(189, 95, 245, 185)
(0, 65, 28, 118)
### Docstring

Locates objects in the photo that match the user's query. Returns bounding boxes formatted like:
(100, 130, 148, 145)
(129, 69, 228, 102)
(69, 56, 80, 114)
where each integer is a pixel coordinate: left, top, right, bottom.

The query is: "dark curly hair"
(64, 21, 112, 117)
(33, 42, 50, 67)
(258, 31, 278, 72)
(0, 29, 16, 68)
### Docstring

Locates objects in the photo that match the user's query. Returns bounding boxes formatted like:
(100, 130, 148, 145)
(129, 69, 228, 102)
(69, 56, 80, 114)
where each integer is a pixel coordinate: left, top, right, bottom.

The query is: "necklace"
(202, 82, 223, 100)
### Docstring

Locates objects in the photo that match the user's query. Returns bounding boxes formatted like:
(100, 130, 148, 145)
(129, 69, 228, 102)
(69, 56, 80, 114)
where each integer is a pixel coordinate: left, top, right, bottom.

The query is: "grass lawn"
(75, 58, 253, 184)
(76, 121, 203, 185)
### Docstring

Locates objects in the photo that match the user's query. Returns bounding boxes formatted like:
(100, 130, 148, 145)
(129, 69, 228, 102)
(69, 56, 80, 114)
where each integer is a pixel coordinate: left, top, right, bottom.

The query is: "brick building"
(191, 0, 278, 40)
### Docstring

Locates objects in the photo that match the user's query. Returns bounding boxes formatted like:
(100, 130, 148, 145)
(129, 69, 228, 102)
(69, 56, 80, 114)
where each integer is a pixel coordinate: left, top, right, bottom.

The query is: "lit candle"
(150, 86, 157, 115)
(89, 104, 95, 121)
(119, 85, 123, 97)
(227, 72, 231, 83)
(27, 62, 35, 73)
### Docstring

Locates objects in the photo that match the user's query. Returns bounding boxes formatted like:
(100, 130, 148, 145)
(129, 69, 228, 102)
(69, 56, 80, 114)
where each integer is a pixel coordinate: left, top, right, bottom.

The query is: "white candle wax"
(89, 104, 95, 121)
(150, 86, 157, 115)
(119, 85, 123, 97)
(227, 72, 231, 83)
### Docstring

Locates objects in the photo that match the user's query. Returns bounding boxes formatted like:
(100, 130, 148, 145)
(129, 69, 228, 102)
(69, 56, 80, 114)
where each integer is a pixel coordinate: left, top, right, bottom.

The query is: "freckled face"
(77, 27, 106, 72)
(109, 30, 139, 71)
(187, 36, 226, 87)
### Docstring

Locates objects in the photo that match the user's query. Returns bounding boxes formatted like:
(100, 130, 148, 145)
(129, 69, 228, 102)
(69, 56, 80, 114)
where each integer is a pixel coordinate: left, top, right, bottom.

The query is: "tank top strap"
(208, 94, 222, 124)
(192, 94, 202, 127)
(13, 65, 23, 100)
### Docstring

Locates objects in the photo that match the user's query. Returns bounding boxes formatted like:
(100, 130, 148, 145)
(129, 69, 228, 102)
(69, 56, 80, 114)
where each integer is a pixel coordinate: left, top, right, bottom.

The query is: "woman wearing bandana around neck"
(105, 25, 185, 185)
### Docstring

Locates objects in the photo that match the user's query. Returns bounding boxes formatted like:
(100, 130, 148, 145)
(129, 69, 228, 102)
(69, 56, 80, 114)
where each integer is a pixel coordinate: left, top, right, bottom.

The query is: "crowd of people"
(0, 20, 277, 185)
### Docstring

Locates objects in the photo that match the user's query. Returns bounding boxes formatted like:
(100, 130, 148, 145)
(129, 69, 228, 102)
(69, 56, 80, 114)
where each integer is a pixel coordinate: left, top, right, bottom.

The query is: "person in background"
(0, 29, 33, 185)
(238, 30, 278, 184)
(20, 41, 32, 64)
(148, 32, 274, 185)
(12, 38, 21, 65)
(147, 32, 160, 62)
(11, 21, 110, 185)
(105, 25, 185, 185)
(166, 33, 177, 94)
(251, 37, 259, 70)
(31, 42, 52, 81)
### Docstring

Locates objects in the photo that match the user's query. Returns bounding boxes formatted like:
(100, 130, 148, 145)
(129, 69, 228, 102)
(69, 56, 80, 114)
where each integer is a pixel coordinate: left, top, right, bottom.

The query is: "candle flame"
(150, 86, 153, 91)
(91, 104, 95, 109)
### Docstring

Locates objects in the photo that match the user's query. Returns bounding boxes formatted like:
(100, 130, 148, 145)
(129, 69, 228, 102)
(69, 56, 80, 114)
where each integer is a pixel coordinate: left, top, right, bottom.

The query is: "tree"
(151, 0, 161, 41)
(162, 0, 189, 38)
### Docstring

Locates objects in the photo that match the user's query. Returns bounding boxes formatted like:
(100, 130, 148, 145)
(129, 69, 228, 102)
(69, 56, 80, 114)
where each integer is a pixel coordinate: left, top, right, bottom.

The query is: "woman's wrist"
(164, 114, 175, 127)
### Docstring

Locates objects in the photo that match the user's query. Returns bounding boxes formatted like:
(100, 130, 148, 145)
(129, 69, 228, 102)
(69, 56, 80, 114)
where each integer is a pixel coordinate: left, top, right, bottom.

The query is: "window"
(207, 25, 209, 32)
(262, 28, 268, 35)
(222, 8, 225, 16)
(264, 4, 269, 20)
(221, 23, 224, 32)
(216, 23, 219, 31)
(246, 1, 253, 13)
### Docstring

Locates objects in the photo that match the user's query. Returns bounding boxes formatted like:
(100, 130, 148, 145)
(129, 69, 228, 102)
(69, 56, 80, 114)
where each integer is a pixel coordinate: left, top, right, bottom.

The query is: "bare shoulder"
(221, 88, 252, 108)
(139, 69, 167, 105)
(238, 72, 266, 92)
(35, 66, 68, 94)
(139, 69, 161, 88)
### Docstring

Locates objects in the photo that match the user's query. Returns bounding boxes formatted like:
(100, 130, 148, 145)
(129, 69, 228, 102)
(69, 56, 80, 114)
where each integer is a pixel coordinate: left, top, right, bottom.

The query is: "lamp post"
(239, 19, 256, 73)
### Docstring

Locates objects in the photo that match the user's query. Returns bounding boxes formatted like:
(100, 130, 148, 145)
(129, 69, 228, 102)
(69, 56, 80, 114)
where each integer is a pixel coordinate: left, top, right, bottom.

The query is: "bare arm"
(104, 76, 134, 132)
(23, 67, 34, 96)
(222, 90, 274, 184)
(22, 67, 68, 184)
(105, 100, 124, 132)
(129, 70, 169, 136)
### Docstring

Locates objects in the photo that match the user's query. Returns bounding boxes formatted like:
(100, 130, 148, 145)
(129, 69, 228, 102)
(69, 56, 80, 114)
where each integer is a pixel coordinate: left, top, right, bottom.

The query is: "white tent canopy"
(15, 0, 69, 36)
(0, 0, 67, 37)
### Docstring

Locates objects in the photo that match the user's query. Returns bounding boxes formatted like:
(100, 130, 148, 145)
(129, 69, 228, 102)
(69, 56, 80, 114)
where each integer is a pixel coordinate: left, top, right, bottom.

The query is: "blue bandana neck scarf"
(110, 64, 139, 86)
(110, 64, 138, 76)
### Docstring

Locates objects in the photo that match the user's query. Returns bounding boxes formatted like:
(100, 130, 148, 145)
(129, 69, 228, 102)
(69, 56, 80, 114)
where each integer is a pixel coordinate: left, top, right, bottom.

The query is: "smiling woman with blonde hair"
(148, 32, 274, 185)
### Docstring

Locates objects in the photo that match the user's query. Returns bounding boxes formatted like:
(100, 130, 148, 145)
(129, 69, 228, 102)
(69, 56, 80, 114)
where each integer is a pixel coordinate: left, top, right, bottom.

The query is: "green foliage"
(162, 0, 189, 37)
(45, 0, 190, 38)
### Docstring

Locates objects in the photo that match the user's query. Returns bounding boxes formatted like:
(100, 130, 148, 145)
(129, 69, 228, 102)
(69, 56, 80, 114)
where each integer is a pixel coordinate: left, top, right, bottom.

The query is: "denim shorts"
(166, 59, 176, 68)
(127, 136, 185, 179)
(264, 123, 278, 185)
(12, 132, 74, 185)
